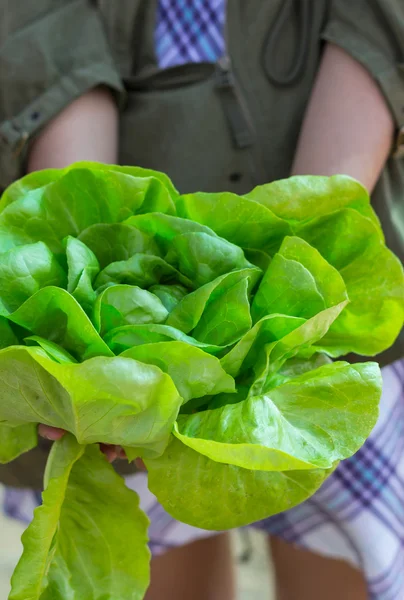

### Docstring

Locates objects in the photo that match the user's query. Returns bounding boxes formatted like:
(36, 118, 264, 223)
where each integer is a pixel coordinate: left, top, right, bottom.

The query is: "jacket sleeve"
(322, 0, 404, 153)
(0, 0, 124, 188)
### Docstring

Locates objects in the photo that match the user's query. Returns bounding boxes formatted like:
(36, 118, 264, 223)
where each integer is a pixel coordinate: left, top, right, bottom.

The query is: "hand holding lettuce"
(0, 163, 402, 599)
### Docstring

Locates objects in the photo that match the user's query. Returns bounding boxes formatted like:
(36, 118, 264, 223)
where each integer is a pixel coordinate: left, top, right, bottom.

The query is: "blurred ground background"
(0, 485, 275, 599)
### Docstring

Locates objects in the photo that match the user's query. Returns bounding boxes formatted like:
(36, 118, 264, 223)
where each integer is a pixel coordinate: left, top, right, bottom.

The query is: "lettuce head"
(0, 163, 402, 599)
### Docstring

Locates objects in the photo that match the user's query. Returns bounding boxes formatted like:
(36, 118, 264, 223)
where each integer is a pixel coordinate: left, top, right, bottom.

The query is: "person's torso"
(98, 0, 328, 194)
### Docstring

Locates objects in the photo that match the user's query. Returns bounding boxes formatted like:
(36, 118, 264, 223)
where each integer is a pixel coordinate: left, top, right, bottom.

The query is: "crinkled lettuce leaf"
(93, 285, 169, 335)
(0, 164, 177, 255)
(220, 304, 347, 381)
(0, 346, 182, 458)
(251, 236, 348, 322)
(296, 209, 404, 355)
(64, 235, 99, 312)
(9, 434, 150, 600)
(148, 360, 380, 529)
(104, 324, 223, 355)
(122, 341, 235, 404)
(166, 268, 261, 344)
(0, 242, 66, 315)
(5, 287, 113, 360)
(78, 222, 160, 269)
(246, 174, 381, 229)
(178, 175, 404, 356)
(173, 362, 380, 471)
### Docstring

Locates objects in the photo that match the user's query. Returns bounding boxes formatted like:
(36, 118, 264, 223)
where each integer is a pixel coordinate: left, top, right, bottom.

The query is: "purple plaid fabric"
(155, 0, 225, 68)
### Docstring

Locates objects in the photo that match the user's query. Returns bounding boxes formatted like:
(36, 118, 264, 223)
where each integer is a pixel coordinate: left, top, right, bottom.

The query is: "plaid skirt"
(4, 358, 404, 600)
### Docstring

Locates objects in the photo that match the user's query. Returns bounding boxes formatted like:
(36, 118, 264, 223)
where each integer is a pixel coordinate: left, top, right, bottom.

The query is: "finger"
(117, 447, 128, 460)
(100, 444, 119, 463)
(38, 424, 66, 441)
(116, 449, 146, 470)
(134, 458, 146, 471)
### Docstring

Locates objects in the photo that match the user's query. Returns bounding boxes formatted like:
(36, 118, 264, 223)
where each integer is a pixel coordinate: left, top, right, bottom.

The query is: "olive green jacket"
(1, 0, 404, 488)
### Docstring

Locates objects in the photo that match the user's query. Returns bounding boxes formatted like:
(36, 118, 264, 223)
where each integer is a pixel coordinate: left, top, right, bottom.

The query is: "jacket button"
(393, 125, 404, 158)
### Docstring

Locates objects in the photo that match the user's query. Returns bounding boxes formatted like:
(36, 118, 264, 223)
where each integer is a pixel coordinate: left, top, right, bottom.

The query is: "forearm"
(31, 86, 119, 453)
(291, 43, 394, 192)
(27, 86, 118, 172)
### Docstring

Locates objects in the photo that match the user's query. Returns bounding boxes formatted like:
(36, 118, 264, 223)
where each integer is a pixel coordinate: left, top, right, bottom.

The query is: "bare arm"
(291, 43, 394, 192)
(27, 85, 118, 172)
(30, 85, 119, 458)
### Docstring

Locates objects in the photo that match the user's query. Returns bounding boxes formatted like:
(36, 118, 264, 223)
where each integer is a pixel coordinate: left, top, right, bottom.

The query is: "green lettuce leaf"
(220, 303, 347, 381)
(147, 436, 334, 530)
(65, 236, 99, 293)
(94, 254, 191, 290)
(177, 176, 404, 356)
(148, 284, 188, 312)
(65, 236, 99, 312)
(192, 277, 252, 345)
(127, 214, 253, 286)
(0, 423, 37, 464)
(93, 285, 169, 335)
(176, 191, 292, 251)
(165, 232, 251, 287)
(78, 223, 160, 269)
(150, 356, 380, 531)
(9, 435, 150, 600)
(24, 336, 78, 363)
(0, 242, 67, 315)
(122, 341, 235, 403)
(0, 316, 19, 348)
(0, 166, 176, 255)
(246, 174, 380, 230)
(73, 161, 179, 208)
(125, 212, 218, 246)
(296, 209, 404, 355)
(0, 168, 63, 213)
(173, 362, 380, 471)
(0, 346, 181, 457)
(104, 323, 224, 355)
(166, 268, 261, 342)
(5, 287, 112, 360)
(251, 236, 348, 322)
